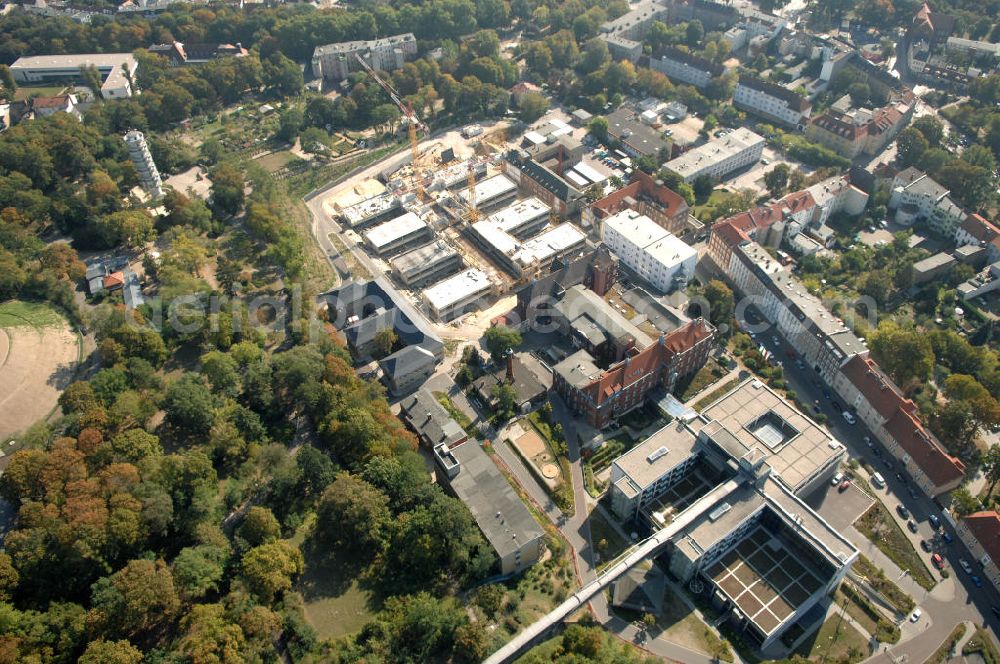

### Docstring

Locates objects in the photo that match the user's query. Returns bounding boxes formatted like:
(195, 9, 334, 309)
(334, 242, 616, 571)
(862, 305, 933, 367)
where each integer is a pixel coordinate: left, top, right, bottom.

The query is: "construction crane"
(353, 54, 426, 195)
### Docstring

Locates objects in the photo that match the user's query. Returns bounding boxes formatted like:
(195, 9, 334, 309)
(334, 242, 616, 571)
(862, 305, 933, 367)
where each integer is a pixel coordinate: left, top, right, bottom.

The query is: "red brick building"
(553, 318, 715, 429)
(585, 170, 692, 237)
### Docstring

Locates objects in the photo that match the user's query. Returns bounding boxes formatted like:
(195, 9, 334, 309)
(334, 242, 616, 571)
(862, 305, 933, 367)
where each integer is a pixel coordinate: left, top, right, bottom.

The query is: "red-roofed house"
(834, 354, 966, 496)
(584, 170, 692, 237)
(553, 318, 715, 429)
(103, 271, 125, 291)
(956, 214, 1000, 263)
(957, 511, 1000, 590)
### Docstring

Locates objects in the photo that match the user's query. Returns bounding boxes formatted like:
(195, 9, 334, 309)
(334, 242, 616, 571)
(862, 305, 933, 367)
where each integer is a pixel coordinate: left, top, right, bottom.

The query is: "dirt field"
(0, 302, 79, 443)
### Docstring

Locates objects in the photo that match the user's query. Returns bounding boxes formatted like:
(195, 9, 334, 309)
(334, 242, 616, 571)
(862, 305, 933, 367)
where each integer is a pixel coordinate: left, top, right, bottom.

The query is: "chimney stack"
(505, 349, 515, 384)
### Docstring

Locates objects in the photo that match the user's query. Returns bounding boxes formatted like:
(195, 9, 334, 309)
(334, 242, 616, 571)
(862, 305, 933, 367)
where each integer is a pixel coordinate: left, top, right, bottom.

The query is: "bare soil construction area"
(0, 301, 79, 442)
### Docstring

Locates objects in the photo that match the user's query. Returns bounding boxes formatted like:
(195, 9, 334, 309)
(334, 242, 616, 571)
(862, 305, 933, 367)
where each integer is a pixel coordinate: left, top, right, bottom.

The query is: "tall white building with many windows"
(603, 209, 697, 292)
(124, 130, 162, 199)
(733, 75, 812, 129)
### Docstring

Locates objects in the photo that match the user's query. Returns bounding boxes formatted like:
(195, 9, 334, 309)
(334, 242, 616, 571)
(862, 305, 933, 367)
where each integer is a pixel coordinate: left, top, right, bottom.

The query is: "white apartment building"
(11, 53, 139, 98)
(422, 269, 492, 322)
(888, 167, 966, 235)
(663, 127, 766, 183)
(733, 75, 811, 129)
(311, 33, 417, 81)
(363, 212, 432, 256)
(650, 47, 725, 89)
(603, 209, 697, 292)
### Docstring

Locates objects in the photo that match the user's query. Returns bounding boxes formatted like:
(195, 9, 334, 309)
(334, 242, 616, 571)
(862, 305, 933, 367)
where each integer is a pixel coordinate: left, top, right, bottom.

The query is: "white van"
(871, 472, 886, 488)
(831, 472, 845, 486)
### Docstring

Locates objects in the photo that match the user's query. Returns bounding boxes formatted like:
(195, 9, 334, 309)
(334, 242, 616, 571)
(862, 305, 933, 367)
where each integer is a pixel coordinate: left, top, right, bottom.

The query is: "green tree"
(703, 280, 734, 327)
(89, 559, 180, 637)
(172, 544, 228, 599)
(493, 382, 518, 420)
(475, 583, 506, 617)
(869, 320, 934, 386)
(686, 19, 704, 47)
(240, 541, 303, 602)
(80, 64, 104, 99)
(0, 64, 16, 93)
(483, 325, 522, 364)
(178, 603, 247, 664)
(209, 161, 245, 216)
(763, 163, 790, 198)
(111, 429, 162, 461)
(372, 327, 398, 359)
(912, 115, 944, 146)
(519, 91, 550, 122)
(951, 485, 979, 516)
(94, 210, 156, 249)
(78, 639, 143, 664)
(895, 128, 928, 167)
(588, 116, 609, 143)
(983, 444, 1000, 498)
(315, 472, 392, 556)
(238, 506, 281, 547)
(164, 375, 216, 437)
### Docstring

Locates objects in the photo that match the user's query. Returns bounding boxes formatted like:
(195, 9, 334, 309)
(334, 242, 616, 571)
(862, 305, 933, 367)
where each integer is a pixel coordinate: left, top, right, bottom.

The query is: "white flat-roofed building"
(459, 174, 518, 212)
(513, 223, 587, 271)
(663, 128, 765, 183)
(390, 240, 463, 287)
(486, 197, 551, 239)
(423, 268, 492, 321)
(603, 209, 697, 292)
(733, 75, 812, 129)
(340, 192, 402, 228)
(11, 53, 139, 98)
(363, 212, 432, 256)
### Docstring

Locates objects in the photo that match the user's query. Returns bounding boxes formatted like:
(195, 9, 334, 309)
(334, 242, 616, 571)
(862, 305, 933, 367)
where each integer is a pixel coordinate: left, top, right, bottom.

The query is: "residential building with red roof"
(550, 283, 715, 428)
(833, 355, 965, 496)
(584, 169, 694, 238)
(806, 100, 914, 160)
(957, 511, 1000, 590)
(956, 213, 1000, 263)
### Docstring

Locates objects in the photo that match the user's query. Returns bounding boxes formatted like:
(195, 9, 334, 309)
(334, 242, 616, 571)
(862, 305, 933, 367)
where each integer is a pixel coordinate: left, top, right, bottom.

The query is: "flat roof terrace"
(692, 380, 842, 491)
(705, 520, 830, 638)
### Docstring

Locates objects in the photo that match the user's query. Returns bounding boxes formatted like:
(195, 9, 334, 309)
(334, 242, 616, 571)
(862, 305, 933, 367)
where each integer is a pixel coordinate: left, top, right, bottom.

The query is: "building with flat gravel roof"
(484, 197, 551, 239)
(606, 378, 856, 649)
(663, 127, 765, 183)
(422, 269, 492, 322)
(11, 53, 139, 98)
(603, 209, 697, 293)
(363, 212, 432, 256)
(390, 240, 462, 288)
(339, 192, 402, 228)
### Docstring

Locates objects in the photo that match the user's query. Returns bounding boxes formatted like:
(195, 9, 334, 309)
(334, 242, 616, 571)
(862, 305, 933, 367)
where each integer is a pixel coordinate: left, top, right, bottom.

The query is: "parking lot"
(803, 479, 875, 533)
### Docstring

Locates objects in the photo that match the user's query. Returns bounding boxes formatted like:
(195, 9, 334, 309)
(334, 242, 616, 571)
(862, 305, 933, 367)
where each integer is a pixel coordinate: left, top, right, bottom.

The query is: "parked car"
(831, 472, 845, 486)
(865, 436, 873, 448)
(897, 504, 910, 519)
(932, 553, 945, 569)
(929, 514, 940, 529)
(942, 531, 954, 544)
(960, 559, 973, 574)
(838, 479, 851, 492)
(972, 575, 984, 588)
(842, 411, 857, 425)
(920, 539, 932, 552)
(910, 608, 923, 622)
(871, 472, 886, 489)
(907, 520, 918, 533)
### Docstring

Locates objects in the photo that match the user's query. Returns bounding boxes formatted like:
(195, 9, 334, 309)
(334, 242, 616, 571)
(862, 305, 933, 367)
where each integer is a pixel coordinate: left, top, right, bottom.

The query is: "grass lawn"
(963, 627, 1000, 664)
(588, 508, 629, 569)
(788, 612, 868, 664)
(928, 623, 967, 664)
(13, 85, 67, 101)
(254, 150, 299, 173)
(613, 585, 733, 661)
(0, 300, 65, 328)
(835, 584, 899, 643)
(286, 198, 336, 295)
(678, 357, 728, 402)
(853, 555, 915, 614)
(291, 513, 377, 640)
(694, 376, 742, 411)
(692, 190, 735, 222)
(433, 391, 477, 436)
(327, 232, 372, 280)
(855, 503, 935, 591)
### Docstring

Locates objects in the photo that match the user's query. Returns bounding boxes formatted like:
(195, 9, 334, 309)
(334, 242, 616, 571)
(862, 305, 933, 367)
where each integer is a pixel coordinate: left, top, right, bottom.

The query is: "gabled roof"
(379, 345, 436, 379)
(883, 407, 965, 489)
(841, 355, 909, 421)
(964, 511, 1000, 569)
(31, 95, 72, 110)
(960, 213, 1000, 244)
(103, 271, 124, 289)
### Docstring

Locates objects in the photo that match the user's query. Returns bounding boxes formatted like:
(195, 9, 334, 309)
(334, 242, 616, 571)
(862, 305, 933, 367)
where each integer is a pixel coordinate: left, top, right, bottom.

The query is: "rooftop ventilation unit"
(647, 446, 669, 463)
(708, 502, 732, 522)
